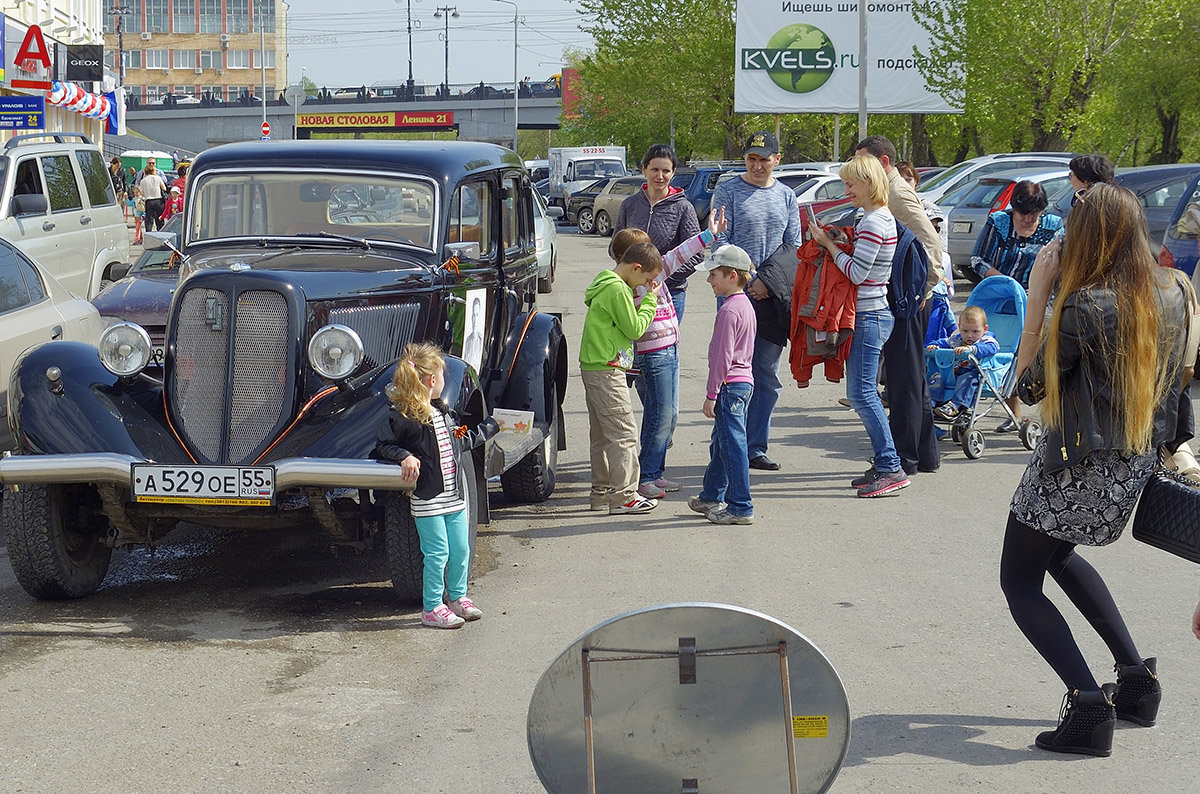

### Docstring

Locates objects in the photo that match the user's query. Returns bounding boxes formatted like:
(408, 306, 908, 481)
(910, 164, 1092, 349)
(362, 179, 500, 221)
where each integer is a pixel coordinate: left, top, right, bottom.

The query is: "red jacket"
(789, 229, 857, 386)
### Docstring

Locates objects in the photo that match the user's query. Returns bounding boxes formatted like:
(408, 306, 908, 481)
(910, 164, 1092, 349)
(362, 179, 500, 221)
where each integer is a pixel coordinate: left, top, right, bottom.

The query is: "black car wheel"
(501, 385, 560, 503)
(595, 210, 613, 237)
(382, 452, 480, 605)
(577, 207, 595, 234)
(4, 483, 112, 599)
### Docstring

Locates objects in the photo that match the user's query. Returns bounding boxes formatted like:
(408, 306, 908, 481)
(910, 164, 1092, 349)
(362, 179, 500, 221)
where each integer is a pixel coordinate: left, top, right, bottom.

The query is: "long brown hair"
(1041, 183, 1168, 452)
(387, 341, 444, 424)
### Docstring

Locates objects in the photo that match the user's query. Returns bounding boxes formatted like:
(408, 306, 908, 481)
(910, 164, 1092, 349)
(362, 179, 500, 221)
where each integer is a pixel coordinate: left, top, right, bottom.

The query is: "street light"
(493, 0, 518, 153)
(433, 6, 458, 98)
(395, 0, 422, 101)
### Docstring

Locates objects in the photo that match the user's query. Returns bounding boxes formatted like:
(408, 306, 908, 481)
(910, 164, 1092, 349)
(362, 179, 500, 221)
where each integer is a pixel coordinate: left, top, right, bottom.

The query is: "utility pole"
(109, 5, 131, 84)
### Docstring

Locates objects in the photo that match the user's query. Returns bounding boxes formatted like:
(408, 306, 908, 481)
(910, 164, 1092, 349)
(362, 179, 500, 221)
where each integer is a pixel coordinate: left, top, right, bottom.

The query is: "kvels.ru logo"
(741, 23, 835, 94)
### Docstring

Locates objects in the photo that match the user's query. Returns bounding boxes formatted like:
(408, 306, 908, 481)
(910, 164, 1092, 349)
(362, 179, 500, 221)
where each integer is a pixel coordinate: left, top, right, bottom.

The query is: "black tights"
(999, 512, 1142, 691)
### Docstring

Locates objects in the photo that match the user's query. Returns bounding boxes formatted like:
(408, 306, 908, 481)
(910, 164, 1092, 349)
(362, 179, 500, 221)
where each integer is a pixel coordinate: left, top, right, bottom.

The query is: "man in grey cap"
(709, 130, 801, 471)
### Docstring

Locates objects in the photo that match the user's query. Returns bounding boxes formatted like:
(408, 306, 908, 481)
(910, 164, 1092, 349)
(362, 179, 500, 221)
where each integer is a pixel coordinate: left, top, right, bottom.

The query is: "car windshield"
(188, 171, 437, 250)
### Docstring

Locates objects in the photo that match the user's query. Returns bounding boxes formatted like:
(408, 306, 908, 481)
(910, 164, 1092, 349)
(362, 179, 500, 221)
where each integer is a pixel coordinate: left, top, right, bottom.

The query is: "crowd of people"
(109, 155, 189, 244)
(570, 137, 1200, 757)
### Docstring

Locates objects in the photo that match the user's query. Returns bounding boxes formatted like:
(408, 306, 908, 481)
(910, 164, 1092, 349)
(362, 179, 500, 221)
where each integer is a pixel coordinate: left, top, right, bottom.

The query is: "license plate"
(952, 220, 972, 235)
(132, 464, 275, 505)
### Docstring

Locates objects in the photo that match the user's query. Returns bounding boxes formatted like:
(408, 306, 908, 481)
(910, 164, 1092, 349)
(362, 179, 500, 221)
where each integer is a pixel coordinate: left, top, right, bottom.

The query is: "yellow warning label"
(792, 715, 829, 739)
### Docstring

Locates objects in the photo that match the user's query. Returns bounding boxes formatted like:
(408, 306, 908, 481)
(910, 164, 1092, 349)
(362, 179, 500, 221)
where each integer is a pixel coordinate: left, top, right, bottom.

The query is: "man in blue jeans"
(709, 131, 801, 471)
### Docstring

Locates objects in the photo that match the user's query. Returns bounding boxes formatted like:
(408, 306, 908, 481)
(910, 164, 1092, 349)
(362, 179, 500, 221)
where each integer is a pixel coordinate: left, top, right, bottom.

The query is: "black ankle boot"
(1035, 684, 1117, 757)
(1114, 657, 1161, 727)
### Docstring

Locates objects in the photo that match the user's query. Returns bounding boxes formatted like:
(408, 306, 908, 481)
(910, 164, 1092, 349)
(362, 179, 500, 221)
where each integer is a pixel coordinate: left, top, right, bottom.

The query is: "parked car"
(945, 167, 1072, 276)
(533, 189, 562, 293)
(792, 174, 846, 205)
(773, 169, 830, 191)
(0, 140, 569, 602)
(566, 177, 614, 232)
(1161, 171, 1200, 278)
(158, 93, 201, 106)
(918, 152, 1077, 207)
(673, 165, 731, 226)
(90, 214, 185, 367)
(1, 241, 106, 451)
(1048, 163, 1200, 252)
(0, 132, 130, 298)
(591, 175, 646, 236)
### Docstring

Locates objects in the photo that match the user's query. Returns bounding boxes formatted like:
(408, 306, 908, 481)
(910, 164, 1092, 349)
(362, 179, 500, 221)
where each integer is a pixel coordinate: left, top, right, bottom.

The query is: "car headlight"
(308, 324, 364, 380)
(98, 322, 153, 377)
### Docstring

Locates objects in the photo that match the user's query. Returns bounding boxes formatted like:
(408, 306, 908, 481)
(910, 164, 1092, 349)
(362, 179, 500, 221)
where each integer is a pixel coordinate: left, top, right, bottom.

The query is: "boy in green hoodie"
(581, 241, 663, 514)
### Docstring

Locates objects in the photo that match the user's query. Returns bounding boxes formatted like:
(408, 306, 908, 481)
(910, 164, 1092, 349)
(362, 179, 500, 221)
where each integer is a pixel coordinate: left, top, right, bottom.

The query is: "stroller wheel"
(962, 429, 986, 459)
(1020, 417, 1043, 451)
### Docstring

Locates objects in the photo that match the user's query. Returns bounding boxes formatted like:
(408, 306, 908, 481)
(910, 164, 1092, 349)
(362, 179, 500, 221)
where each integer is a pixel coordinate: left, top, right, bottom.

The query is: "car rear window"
(75, 149, 117, 207)
(42, 155, 83, 212)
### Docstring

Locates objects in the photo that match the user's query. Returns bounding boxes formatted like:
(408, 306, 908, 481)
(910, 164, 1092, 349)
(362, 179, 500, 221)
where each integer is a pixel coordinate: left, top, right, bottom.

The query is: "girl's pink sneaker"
(421, 604, 464, 629)
(447, 597, 483, 621)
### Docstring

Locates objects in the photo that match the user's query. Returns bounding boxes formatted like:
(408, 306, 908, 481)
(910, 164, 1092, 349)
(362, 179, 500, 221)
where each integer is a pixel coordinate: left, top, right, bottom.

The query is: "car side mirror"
(11, 193, 48, 216)
(545, 205, 564, 219)
(444, 241, 480, 262)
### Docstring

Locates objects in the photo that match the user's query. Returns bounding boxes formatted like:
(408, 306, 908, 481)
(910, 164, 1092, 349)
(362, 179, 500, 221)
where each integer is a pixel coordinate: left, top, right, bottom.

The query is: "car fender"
(490, 310, 566, 439)
(7, 341, 182, 457)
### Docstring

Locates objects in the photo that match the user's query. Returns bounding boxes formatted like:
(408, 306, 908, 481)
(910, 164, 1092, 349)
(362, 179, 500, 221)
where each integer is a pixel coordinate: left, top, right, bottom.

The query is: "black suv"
(2, 140, 568, 603)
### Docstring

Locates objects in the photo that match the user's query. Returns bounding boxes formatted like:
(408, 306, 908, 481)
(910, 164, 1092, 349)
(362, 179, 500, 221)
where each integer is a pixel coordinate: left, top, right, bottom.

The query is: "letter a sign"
(12, 25, 52, 90)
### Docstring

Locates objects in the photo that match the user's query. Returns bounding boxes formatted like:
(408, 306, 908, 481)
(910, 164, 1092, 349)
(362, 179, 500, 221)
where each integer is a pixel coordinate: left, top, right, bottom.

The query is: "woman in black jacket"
(375, 342, 498, 629)
(1001, 184, 1195, 756)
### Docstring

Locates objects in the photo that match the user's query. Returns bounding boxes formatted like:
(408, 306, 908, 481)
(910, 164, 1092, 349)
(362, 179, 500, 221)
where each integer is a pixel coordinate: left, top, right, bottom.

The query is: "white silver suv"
(0, 133, 130, 298)
(918, 151, 1077, 208)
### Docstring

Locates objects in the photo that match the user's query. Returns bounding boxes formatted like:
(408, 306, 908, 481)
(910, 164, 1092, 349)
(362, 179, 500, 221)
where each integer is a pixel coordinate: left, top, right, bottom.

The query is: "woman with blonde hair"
(811, 154, 908, 497)
(1001, 183, 1195, 756)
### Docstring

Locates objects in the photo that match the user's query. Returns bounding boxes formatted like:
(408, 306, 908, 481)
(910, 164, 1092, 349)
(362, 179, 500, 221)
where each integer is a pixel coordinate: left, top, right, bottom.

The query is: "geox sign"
(66, 45, 103, 82)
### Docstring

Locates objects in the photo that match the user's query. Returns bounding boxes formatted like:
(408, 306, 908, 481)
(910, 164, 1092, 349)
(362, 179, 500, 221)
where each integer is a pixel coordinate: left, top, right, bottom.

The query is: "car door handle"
(80, 215, 92, 225)
(51, 325, 63, 339)
(42, 221, 55, 231)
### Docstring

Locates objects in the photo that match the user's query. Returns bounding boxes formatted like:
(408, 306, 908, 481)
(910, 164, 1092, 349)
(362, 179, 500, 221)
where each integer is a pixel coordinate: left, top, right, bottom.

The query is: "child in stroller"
(927, 305, 998, 422)
(924, 275, 1041, 458)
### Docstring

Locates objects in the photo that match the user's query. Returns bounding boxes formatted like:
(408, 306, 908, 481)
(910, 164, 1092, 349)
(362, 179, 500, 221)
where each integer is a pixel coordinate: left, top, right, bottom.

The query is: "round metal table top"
(527, 603, 850, 793)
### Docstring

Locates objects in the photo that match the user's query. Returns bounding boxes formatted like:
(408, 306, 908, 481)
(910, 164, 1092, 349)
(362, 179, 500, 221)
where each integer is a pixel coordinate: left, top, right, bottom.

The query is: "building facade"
(103, 0, 286, 106)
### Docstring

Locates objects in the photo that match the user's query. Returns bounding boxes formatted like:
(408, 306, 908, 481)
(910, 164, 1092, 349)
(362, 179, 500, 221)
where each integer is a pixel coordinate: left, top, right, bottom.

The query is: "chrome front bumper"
(0, 452, 412, 491)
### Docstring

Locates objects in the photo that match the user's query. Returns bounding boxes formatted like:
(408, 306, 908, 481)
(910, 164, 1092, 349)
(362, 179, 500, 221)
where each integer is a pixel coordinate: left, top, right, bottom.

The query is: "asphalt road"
(1, 225, 1198, 793)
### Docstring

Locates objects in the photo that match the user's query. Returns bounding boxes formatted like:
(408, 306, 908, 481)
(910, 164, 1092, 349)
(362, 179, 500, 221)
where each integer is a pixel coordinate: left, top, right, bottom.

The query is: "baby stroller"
(925, 275, 1042, 459)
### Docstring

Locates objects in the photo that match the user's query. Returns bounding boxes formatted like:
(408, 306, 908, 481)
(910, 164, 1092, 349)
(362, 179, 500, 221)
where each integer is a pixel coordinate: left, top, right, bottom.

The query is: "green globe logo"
(764, 24, 835, 94)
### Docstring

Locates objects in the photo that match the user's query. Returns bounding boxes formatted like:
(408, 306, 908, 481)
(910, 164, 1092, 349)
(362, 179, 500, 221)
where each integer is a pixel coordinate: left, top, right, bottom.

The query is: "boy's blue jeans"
(415, 508, 470, 613)
(634, 344, 679, 484)
(699, 382, 754, 517)
(847, 308, 901, 473)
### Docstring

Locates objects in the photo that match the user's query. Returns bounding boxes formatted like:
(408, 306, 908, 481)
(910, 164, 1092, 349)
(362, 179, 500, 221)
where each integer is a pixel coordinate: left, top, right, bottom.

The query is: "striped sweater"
(834, 207, 896, 313)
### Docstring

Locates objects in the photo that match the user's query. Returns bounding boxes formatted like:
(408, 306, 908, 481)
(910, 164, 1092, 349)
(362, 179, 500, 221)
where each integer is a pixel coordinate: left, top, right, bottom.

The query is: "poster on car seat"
(734, 2, 961, 114)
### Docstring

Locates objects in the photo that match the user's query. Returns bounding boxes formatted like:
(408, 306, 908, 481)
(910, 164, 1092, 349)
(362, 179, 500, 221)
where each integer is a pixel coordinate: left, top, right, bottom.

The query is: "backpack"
(888, 221, 930, 321)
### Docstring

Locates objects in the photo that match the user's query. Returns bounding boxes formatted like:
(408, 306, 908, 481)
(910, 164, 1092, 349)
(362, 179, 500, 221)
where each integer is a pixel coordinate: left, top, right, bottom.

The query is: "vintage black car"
(1, 140, 567, 602)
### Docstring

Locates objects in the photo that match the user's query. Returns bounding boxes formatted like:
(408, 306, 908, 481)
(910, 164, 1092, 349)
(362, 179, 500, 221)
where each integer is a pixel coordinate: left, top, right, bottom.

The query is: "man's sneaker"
(638, 481, 667, 499)
(688, 496, 722, 515)
(856, 469, 910, 498)
(421, 604, 465, 629)
(932, 402, 959, 422)
(850, 466, 878, 488)
(611, 495, 658, 515)
(652, 478, 682, 492)
(707, 507, 753, 525)
(447, 597, 483, 621)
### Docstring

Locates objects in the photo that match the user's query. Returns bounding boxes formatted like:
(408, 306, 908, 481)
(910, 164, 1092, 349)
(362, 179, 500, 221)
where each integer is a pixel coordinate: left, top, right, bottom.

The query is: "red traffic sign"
(261, 121, 271, 137)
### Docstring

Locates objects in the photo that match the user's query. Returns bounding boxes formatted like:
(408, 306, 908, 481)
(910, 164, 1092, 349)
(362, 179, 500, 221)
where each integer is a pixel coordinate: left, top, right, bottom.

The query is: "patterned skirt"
(1010, 434, 1156, 546)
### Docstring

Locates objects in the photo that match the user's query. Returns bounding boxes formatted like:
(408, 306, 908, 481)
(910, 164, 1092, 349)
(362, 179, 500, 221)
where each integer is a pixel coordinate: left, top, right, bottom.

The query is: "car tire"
(4, 483, 112, 599)
(501, 386, 560, 503)
(595, 210, 613, 237)
(537, 249, 555, 294)
(382, 452, 480, 604)
(577, 207, 595, 234)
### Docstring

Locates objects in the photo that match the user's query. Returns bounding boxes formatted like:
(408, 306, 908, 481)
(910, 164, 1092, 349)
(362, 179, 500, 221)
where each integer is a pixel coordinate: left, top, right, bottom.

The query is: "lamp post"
(433, 6, 458, 98)
(492, 0, 518, 153)
(109, 5, 131, 84)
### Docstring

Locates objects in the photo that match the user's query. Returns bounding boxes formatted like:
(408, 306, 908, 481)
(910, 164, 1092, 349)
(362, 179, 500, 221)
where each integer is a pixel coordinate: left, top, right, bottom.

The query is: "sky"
(283, 0, 594, 91)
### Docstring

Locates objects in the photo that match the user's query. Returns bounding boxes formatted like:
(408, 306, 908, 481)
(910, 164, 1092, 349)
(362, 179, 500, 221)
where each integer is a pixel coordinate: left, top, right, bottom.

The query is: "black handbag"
(1131, 463, 1200, 564)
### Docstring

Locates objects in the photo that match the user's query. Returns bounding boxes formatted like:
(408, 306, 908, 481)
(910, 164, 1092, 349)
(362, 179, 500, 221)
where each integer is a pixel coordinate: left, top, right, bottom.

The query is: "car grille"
(172, 286, 290, 464)
(328, 302, 421, 369)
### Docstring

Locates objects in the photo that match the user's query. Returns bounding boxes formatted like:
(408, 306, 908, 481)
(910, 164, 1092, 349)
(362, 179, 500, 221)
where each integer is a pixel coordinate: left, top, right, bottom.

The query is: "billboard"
(734, 2, 960, 114)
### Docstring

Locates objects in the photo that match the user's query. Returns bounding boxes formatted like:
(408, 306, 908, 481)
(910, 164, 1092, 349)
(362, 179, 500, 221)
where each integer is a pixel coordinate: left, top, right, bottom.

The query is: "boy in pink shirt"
(688, 245, 757, 524)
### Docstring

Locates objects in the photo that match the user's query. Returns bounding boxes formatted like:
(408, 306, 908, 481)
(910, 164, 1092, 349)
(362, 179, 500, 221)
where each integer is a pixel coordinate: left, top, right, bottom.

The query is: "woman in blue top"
(971, 180, 1064, 431)
(970, 180, 1063, 290)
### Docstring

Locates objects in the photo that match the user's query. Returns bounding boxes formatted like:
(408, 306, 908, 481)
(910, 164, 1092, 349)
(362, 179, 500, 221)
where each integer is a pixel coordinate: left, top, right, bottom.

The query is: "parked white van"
(1, 133, 130, 298)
